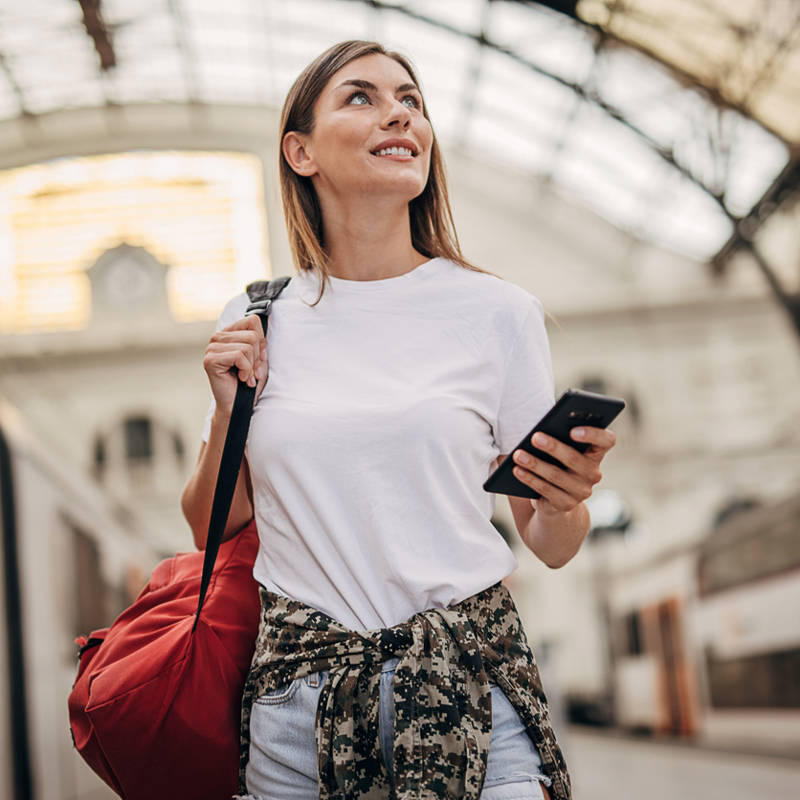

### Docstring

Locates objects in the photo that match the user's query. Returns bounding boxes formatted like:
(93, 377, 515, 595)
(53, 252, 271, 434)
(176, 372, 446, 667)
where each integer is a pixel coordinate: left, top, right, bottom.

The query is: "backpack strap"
(193, 275, 292, 630)
(245, 276, 292, 335)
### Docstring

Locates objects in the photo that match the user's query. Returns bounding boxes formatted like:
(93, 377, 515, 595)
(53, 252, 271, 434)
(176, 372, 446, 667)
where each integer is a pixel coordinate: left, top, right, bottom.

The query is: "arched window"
(124, 416, 153, 464)
(92, 435, 106, 480)
(172, 430, 185, 468)
(91, 414, 186, 494)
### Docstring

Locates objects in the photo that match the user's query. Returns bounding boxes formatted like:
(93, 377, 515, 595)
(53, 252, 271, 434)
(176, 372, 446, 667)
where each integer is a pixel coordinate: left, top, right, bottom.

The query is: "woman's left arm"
(496, 425, 617, 568)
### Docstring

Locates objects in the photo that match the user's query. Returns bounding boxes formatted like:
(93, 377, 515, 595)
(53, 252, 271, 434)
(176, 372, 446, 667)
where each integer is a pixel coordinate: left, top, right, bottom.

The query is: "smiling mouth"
(371, 146, 416, 158)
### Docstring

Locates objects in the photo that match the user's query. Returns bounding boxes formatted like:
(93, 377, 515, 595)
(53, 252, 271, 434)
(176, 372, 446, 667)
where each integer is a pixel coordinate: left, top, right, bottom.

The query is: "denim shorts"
(241, 657, 550, 799)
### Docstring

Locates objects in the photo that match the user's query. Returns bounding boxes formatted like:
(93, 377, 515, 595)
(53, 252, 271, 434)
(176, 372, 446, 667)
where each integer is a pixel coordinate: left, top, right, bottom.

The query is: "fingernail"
(515, 450, 532, 465)
(533, 433, 548, 447)
(572, 428, 586, 439)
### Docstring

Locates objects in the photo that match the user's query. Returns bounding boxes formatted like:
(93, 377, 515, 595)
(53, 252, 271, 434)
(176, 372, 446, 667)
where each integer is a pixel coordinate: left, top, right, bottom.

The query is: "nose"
(382, 97, 412, 129)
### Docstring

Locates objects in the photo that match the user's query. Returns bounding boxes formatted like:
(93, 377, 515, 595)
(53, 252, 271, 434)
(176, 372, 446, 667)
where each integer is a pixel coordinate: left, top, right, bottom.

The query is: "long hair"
(278, 39, 494, 304)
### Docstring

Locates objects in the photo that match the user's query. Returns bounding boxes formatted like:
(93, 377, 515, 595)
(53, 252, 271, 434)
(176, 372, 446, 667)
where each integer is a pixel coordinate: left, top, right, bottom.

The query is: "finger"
(205, 342, 257, 368)
(254, 361, 269, 398)
(246, 316, 267, 366)
(529, 432, 593, 474)
(231, 350, 257, 386)
(569, 426, 616, 453)
(241, 314, 268, 359)
(211, 329, 262, 352)
(512, 465, 575, 512)
(513, 450, 598, 498)
(211, 328, 262, 368)
(533, 430, 612, 471)
(224, 314, 266, 335)
(222, 315, 266, 367)
(205, 345, 258, 386)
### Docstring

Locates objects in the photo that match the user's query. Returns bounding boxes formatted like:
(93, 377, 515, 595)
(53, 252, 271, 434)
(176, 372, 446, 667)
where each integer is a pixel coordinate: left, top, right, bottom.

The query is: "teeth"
(374, 146, 413, 157)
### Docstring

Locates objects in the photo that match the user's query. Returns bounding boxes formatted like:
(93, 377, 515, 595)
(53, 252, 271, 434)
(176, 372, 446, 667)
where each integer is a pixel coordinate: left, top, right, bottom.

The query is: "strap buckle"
(245, 298, 272, 316)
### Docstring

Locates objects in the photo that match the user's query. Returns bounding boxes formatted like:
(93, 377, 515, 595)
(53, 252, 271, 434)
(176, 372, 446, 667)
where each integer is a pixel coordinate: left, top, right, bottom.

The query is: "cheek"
(418, 142, 434, 180)
(312, 119, 369, 163)
(418, 116, 433, 146)
(417, 125, 434, 165)
(315, 142, 371, 182)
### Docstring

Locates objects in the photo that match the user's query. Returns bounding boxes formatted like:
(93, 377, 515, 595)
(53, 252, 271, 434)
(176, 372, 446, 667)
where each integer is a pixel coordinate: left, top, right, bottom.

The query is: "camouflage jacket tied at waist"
(239, 580, 571, 800)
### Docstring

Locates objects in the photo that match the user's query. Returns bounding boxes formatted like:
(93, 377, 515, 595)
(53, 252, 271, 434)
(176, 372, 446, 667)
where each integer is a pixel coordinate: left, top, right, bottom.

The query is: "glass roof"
(0, 0, 794, 261)
(578, 0, 800, 145)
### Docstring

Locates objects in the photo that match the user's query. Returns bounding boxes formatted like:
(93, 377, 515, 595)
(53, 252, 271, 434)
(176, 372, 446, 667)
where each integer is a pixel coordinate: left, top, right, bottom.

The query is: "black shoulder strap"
(245, 276, 292, 334)
(193, 275, 292, 631)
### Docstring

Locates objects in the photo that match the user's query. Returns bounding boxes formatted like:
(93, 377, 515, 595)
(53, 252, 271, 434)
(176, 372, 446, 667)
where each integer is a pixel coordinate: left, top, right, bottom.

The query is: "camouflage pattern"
(239, 581, 571, 800)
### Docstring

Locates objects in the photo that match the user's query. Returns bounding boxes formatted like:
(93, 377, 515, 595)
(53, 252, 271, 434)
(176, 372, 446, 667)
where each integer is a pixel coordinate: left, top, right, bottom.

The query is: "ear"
(282, 131, 317, 177)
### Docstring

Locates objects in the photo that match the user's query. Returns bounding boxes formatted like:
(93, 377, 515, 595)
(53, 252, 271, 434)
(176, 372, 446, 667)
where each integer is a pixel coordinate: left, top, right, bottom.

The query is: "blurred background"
(1, 1, 799, 798)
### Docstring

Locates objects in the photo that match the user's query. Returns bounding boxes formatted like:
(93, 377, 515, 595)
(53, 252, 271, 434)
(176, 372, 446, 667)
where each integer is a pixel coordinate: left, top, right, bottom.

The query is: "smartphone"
(483, 388, 625, 500)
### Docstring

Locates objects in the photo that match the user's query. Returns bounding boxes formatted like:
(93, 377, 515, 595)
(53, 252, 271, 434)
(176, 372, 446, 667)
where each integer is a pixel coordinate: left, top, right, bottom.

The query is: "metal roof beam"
(744, 239, 800, 344)
(454, 0, 494, 151)
(364, 0, 800, 298)
(712, 155, 800, 273)
(76, 0, 116, 71)
(711, 155, 800, 344)
(167, 0, 200, 104)
(0, 50, 31, 118)
(542, 0, 797, 149)
(364, 0, 726, 210)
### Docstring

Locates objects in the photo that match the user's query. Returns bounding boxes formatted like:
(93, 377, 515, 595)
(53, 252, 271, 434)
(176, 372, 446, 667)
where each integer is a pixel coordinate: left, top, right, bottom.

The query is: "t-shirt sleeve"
(494, 297, 555, 454)
(200, 292, 250, 443)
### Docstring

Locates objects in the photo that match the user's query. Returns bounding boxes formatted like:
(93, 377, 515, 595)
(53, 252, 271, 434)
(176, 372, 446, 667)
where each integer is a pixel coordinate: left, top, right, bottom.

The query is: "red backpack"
(68, 277, 291, 799)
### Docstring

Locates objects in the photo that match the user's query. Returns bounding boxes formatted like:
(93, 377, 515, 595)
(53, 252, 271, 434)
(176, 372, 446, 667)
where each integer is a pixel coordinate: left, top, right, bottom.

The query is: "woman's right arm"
(181, 314, 269, 550)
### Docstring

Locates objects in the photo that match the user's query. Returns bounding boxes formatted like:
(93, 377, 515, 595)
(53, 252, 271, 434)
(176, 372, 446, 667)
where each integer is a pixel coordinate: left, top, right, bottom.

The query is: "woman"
(182, 40, 616, 800)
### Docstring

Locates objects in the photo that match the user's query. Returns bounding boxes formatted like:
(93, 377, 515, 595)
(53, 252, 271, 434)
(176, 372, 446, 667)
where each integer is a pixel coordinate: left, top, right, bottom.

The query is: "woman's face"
(287, 53, 433, 204)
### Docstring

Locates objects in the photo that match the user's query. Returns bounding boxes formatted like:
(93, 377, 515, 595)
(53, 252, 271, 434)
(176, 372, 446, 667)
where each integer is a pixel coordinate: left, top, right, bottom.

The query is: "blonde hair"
(278, 39, 495, 304)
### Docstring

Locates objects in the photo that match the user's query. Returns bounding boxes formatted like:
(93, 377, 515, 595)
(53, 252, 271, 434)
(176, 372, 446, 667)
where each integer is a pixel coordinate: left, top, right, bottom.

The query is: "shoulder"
(436, 258, 544, 328)
(215, 292, 250, 328)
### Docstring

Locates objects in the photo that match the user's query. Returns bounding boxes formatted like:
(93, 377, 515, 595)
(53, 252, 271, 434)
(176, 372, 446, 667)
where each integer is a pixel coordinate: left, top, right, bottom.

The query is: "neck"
(318, 193, 428, 281)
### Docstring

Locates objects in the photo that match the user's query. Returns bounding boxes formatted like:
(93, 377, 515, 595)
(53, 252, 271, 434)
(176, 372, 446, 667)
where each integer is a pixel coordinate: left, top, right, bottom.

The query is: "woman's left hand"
(511, 426, 617, 515)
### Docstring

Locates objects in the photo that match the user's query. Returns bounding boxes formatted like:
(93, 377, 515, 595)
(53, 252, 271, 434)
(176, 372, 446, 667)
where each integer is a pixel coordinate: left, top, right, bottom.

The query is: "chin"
(354, 182, 424, 203)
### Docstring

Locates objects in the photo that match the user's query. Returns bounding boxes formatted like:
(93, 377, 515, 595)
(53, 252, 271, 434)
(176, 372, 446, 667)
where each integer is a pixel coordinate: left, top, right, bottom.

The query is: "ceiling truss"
(0, 0, 797, 336)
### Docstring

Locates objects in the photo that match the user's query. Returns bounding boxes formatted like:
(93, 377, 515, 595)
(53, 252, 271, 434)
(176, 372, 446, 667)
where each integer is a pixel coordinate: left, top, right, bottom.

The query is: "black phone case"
(483, 388, 625, 500)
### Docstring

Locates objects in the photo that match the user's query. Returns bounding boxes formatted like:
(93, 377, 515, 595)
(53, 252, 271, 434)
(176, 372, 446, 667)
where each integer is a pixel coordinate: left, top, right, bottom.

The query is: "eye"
(347, 90, 370, 106)
(402, 94, 421, 109)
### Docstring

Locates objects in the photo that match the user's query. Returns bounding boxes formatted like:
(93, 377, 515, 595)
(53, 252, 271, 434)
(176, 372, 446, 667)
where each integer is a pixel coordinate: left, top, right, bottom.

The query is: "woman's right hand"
(202, 315, 268, 417)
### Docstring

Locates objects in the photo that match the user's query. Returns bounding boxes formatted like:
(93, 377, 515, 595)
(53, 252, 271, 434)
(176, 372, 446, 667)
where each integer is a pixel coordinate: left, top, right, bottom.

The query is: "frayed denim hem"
(485, 769, 552, 789)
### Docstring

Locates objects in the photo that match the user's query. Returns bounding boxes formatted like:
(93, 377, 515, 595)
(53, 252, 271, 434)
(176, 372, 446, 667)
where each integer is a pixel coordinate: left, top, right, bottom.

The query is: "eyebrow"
(335, 79, 420, 94)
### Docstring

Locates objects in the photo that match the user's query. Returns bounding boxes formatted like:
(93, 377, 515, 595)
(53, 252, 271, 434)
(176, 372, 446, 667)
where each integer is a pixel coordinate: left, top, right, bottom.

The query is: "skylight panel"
(467, 111, 554, 177)
(404, 0, 486, 36)
(489, 1, 598, 85)
(475, 48, 578, 132)
(722, 115, 789, 217)
(269, 0, 371, 37)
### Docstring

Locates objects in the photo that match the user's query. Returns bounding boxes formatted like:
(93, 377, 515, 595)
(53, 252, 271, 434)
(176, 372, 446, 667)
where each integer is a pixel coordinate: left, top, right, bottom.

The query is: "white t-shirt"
(201, 257, 554, 631)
